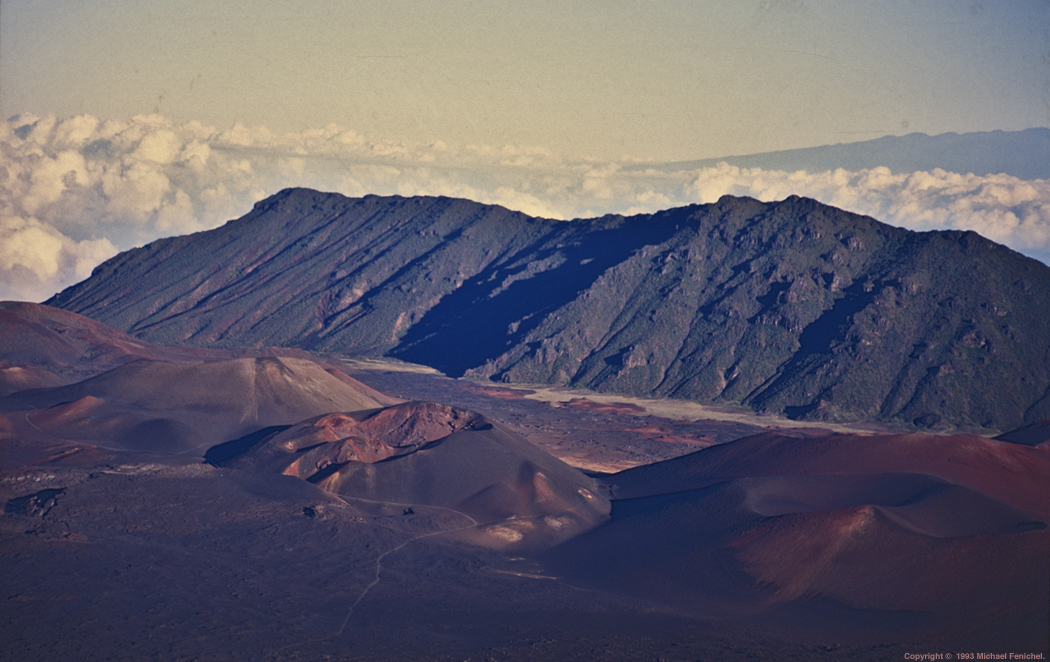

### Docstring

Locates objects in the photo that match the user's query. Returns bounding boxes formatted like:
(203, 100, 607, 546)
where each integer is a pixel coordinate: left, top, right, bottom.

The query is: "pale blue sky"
(2, 0, 1047, 161)
(2, 1, 1049, 302)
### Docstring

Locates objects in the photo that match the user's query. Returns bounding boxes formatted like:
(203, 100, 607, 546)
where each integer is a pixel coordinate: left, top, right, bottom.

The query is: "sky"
(1, 0, 1048, 301)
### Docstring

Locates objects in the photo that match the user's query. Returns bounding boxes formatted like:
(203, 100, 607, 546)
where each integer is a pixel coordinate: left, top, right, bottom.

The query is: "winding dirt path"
(269, 495, 482, 660)
(331, 495, 480, 636)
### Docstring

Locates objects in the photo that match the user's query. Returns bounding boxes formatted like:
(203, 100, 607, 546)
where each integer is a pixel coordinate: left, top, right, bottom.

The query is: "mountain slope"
(0, 301, 239, 387)
(3, 357, 398, 455)
(544, 430, 1050, 649)
(639, 128, 1050, 179)
(47, 189, 1050, 430)
(209, 401, 611, 549)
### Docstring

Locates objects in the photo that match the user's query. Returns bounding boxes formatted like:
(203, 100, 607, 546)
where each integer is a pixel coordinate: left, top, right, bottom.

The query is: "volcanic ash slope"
(210, 401, 611, 550)
(3, 356, 398, 456)
(0, 301, 238, 388)
(544, 430, 1050, 650)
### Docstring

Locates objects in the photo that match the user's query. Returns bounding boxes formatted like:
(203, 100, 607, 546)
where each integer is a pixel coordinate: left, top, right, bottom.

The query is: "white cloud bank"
(685, 164, 1050, 258)
(2, 113, 1048, 302)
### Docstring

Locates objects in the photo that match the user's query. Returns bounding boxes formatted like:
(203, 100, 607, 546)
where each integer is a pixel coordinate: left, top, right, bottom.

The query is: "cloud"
(684, 163, 1050, 258)
(1, 112, 1048, 302)
(0, 214, 116, 302)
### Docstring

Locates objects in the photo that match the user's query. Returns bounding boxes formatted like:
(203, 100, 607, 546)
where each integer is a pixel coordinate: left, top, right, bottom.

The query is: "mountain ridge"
(636, 128, 1050, 179)
(47, 188, 1050, 430)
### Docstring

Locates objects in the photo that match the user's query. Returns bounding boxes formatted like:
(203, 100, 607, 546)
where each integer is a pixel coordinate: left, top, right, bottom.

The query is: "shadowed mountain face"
(996, 419, 1050, 447)
(46, 189, 1050, 430)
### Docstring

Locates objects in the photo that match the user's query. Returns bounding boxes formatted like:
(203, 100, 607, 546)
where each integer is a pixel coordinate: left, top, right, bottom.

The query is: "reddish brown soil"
(1, 357, 396, 457)
(546, 430, 1050, 651)
(2, 310, 1047, 658)
(560, 397, 648, 415)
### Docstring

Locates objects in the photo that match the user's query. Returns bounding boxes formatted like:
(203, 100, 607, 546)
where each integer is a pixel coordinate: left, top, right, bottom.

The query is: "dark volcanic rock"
(996, 419, 1050, 447)
(47, 189, 1050, 430)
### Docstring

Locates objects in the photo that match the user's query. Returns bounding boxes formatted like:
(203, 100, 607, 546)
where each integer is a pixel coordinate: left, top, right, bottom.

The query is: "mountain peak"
(47, 189, 1050, 430)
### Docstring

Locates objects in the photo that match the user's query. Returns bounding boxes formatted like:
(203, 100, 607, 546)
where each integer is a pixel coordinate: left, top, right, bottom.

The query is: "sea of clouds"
(3, 113, 1048, 302)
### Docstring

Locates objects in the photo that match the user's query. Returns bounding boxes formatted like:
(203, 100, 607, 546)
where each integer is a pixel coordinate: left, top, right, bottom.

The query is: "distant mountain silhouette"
(633, 128, 1050, 178)
(47, 188, 1050, 430)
